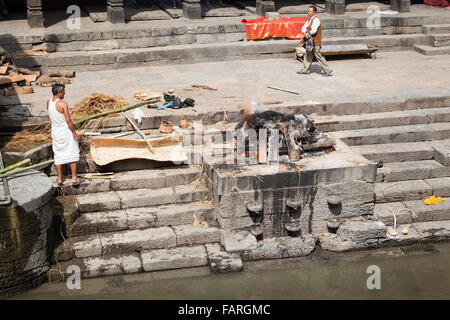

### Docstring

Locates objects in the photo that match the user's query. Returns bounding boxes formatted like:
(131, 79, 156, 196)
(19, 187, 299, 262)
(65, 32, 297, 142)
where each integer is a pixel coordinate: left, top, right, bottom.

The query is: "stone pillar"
(26, 0, 44, 28)
(183, 0, 202, 19)
(256, 0, 275, 17)
(325, 0, 346, 15)
(107, 0, 125, 24)
(390, 0, 411, 12)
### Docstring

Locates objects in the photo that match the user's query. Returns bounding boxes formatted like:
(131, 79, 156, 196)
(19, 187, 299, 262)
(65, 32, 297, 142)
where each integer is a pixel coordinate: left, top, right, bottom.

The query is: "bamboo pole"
(72, 99, 159, 126)
(0, 158, 31, 174)
(0, 159, 54, 178)
(267, 86, 300, 95)
(121, 112, 155, 154)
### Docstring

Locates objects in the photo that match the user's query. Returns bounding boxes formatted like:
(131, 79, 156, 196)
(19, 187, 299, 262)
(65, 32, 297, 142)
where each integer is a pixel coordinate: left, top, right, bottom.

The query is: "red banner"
(241, 17, 309, 40)
(423, 0, 449, 7)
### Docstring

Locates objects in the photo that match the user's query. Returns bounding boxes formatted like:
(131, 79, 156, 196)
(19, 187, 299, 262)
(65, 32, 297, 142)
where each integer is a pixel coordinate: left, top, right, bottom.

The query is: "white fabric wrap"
(51, 125, 80, 165)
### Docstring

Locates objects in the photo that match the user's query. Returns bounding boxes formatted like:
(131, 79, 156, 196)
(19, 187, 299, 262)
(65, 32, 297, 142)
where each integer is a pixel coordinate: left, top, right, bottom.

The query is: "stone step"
(430, 140, 450, 166)
(67, 201, 214, 237)
(12, 33, 432, 72)
(375, 177, 450, 203)
(350, 141, 435, 163)
(335, 122, 450, 146)
(52, 166, 201, 195)
(431, 33, 450, 47)
(414, 44, 450, 55)
(376, 160, 450, 183)
(317, 107, 450, 132)
(378, 220, 450, 247)
(51, 243, 242, 279)
(422, 24, 450, 35)
(75, 182, 209, 213)
(375, 200, 450, 226)
(54, 224, 220, 261)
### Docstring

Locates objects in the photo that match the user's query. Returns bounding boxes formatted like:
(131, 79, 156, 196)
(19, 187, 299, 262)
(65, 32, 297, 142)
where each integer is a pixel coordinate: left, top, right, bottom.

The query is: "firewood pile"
(0, 53, 75, 97)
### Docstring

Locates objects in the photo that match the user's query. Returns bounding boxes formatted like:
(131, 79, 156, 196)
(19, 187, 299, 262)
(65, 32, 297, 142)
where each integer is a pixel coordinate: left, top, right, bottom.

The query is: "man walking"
(297, 6, 333, 77)
(47, 84, 81, 187)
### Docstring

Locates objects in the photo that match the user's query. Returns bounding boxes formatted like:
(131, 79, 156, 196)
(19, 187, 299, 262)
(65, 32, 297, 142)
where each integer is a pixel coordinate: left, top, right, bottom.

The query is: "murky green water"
(12, 242, 450, 300)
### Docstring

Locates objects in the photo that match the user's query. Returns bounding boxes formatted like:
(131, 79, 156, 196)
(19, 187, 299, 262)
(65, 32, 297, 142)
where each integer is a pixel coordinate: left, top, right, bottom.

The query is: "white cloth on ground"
(48, 98, 80, 165)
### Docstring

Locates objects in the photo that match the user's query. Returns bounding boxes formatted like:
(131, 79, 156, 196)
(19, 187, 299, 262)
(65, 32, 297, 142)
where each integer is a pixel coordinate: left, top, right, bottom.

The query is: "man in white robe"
(47, 84, 81, 186)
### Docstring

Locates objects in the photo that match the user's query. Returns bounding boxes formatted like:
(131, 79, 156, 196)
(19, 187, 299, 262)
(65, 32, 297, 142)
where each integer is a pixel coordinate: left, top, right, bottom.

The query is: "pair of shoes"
(72, 178, 84, 187)
(323, 70, 333, 77)
(297, 71, 310, 75)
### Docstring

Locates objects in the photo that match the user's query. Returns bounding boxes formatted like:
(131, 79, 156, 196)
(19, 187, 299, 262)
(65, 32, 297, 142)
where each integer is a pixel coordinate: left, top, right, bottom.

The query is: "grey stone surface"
(76, 191, 121, 213)
(376, 160, 449, 182)
(350, 142, 435, 163)
(337, 220, 387, 243)
(424, 177, 450, 197)
(100, 227, 176, 255)
(412, 220, 450, 240)
(319, 233, 358, 252)
(72, 234, 102, 258)
(96, 210, 129, 233)
(220, 230, 257, 253)
(173, 225, 220, 246)
(116, 187, 174, 208)
(82, 253, 142, 278)
(205, 243, 243, 273)
(125, 208, 158, 230)
(430, 139, 450, 167)
(376, 180, 432, 203)
(403, 199, 450, 222)
(374, 202, 412, 226)
(6, 171, 53, 213)
(141, 245, 207, 272)
(154, 202, 212, 227)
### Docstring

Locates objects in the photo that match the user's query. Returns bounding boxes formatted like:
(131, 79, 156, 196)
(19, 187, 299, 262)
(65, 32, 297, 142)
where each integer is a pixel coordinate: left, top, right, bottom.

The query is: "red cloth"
(423, 0, 449, 7)
(241, 17, 309, 40)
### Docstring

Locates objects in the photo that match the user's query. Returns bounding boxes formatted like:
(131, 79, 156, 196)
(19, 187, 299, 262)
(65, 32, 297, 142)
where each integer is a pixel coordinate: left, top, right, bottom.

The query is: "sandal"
(72, 178, 84, 187)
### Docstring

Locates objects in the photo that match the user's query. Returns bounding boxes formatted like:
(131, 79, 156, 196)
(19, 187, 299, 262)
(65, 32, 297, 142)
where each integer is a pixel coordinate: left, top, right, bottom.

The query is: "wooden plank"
(0, 64, 9, 75)
(4, 86, 34, 96)
(47, 70, 75, 78)
(22, 74, 38, 86)
(0, 75, 26, 86)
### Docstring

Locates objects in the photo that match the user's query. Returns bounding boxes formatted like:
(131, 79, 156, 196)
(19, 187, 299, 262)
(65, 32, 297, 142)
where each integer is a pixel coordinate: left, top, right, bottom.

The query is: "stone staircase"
(322, 106, 450, 247)
(414, 24, 450, 55)
(50, 165, 244, 279)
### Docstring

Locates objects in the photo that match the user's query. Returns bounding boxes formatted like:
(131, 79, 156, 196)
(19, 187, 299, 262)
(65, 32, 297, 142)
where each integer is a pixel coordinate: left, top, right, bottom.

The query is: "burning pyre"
(235, 110, 335, 163)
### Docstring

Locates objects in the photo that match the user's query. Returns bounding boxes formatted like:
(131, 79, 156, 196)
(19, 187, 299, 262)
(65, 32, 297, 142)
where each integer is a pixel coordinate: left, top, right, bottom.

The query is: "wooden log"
(36, 75, 71, 87)
(0, 64, 8, 75)
(4, 86, 34, 96)
(22, 74, 38, 86)
(16, 67, 41, 76)
(47, 70, 75, 78)
(0, 75, 26, 87)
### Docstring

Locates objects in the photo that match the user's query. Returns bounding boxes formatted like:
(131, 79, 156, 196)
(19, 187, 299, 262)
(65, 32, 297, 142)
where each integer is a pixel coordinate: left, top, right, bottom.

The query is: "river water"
(12, 242, 450, 300)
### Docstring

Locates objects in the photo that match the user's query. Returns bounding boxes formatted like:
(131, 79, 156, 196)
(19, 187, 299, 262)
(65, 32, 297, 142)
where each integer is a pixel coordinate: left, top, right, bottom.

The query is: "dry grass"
(71, 92, 127, 121)
(4, 126, 51, 152)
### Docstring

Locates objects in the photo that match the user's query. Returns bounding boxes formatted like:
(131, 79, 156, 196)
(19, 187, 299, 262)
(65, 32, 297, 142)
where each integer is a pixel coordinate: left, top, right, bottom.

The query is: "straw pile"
(72, 93, 127, 121)
(3, 126, 51, 152)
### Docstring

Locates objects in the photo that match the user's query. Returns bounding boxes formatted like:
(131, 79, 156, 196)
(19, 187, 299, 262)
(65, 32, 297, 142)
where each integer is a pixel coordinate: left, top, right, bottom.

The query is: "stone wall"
(0, 171, 54, 297)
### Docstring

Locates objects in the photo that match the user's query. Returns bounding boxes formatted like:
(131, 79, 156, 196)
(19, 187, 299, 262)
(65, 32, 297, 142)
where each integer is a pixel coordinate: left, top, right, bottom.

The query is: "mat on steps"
(90, 135, 186, 166)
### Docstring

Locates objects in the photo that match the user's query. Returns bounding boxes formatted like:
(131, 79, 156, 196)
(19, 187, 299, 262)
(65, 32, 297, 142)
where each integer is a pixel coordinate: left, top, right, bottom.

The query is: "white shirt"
(301, 15, 321, 36)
